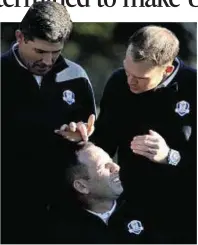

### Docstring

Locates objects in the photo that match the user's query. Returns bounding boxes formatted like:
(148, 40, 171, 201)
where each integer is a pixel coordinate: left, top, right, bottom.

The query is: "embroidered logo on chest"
(62, 90, 75, 105)
(127, 220, 144, 235)
(175, 100, 190, 116)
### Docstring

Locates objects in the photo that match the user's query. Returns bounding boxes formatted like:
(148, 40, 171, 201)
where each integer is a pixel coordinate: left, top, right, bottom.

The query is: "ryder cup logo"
(127, 220, 144, 235)
(63, 90, 75, 105)
(175, 100, 190, 116)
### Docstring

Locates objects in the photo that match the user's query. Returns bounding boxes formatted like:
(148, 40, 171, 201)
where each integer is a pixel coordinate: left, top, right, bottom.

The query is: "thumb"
(149, 130, 161, 138)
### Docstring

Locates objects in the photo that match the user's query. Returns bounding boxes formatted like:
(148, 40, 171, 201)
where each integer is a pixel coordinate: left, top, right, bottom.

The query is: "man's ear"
(164, 65, 174, 76)
(15, 30, 25, 44)
(73, 179, 89, 195)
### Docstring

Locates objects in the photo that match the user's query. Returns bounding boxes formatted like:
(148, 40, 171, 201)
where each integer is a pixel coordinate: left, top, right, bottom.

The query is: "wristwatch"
(167, 149, 181, 166)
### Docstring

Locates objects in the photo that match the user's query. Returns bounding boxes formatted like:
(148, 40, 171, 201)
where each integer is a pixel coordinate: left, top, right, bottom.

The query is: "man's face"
(78, 145, 123, 201)
(16, 31, 64, 75)
(123, 46, 168, 94)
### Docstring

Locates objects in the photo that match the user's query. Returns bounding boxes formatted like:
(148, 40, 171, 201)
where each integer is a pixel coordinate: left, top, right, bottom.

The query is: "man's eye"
(97, 168, 103, 175)
(35, 50, 44, 54)
(52, 51, 60, 54)
(139, 77, 149, 81)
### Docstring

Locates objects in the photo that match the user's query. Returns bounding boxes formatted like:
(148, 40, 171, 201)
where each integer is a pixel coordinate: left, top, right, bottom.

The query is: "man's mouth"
(130, 84, 138, 89)
(37, 66, 50, 70)
(112, 176, 121, 183)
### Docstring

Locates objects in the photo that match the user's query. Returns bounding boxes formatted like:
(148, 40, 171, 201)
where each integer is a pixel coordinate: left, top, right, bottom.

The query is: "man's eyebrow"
(96, 158, 113, 169)
(125, 70, 148, 79)
(96, 163, 102, 170)
(34, 48, 61, 53)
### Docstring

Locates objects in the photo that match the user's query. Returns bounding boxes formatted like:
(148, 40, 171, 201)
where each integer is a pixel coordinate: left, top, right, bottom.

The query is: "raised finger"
(88, 125, 95, 137)
(87, 114, 95, 131)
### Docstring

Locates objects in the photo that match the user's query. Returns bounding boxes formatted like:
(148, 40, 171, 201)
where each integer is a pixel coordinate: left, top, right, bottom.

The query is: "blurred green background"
(1, 22, 197, 107)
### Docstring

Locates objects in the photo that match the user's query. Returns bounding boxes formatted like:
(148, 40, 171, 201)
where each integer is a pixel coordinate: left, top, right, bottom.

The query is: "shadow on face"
(123, 44, 175, 94)
(73, 144, 123, 202)
(16, 30, 64, 75)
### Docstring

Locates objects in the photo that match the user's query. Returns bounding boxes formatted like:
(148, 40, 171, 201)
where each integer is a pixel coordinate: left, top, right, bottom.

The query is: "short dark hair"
(128, 25, 179, 66)
(65, 142, 94, 187)
(19, 1, 72, 42)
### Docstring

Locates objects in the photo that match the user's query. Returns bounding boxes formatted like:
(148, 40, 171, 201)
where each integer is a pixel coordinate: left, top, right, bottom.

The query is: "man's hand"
(54, 114, 95, 142)
(130, 130, 170, 164)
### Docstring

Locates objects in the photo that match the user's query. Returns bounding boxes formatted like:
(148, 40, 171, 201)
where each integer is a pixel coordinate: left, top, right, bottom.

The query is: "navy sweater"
(92, 58, 197, 243)
(1, 45, 96, 243)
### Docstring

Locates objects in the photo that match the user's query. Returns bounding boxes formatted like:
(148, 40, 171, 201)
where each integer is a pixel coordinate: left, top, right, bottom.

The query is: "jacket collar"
(155, 57, 182, 92)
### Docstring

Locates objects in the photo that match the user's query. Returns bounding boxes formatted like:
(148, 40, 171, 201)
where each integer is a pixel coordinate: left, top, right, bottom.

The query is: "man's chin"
(30, 67, 51, 75)
(114, 188, 123, 199)
(113, 185, 123, 196)
(130, 87, 142, 94)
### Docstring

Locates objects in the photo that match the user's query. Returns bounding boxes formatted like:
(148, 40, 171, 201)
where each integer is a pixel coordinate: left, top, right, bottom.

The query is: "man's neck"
(87, 199, 115, 213)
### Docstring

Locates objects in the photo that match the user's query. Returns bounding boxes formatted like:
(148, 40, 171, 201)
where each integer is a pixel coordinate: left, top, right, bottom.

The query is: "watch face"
(172, 151, 180, 161)
(169, 150, 181, 165)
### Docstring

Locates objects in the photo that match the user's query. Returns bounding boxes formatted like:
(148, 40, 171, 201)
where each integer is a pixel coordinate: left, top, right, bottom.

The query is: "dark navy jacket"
(1, 44, 96, 243)
(48, 200, 165, 244)
(92, 58, 197, 243)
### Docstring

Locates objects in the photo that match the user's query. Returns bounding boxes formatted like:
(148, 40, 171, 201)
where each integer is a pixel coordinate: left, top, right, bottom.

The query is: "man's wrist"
(167, 149, 181, 166)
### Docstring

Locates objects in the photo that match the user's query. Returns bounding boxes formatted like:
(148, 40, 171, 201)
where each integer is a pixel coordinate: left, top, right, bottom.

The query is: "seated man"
(48, 142, 166, 244)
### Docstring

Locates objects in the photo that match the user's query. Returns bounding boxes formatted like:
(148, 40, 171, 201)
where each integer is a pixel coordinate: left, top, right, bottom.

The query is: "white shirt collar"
(86, 201, 117, 224)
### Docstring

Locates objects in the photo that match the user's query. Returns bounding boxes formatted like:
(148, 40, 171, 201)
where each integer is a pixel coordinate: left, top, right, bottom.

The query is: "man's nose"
(128, 75, 138, 84)
(42, 53, 53, 66)
(109, 162, 120, 173)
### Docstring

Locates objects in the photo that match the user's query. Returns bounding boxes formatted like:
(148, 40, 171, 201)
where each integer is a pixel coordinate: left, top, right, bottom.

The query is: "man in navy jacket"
(48, 142, 165, 244)
(57, 25, 196, 243)
(1, 2, 96, 243)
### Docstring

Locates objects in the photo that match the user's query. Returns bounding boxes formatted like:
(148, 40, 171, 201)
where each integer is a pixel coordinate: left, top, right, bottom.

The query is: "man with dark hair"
(19, 2, 72, 43)
(56, 25, 196, 243)
(1, 2, 96, 243)
(48, 142, 162, 244)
